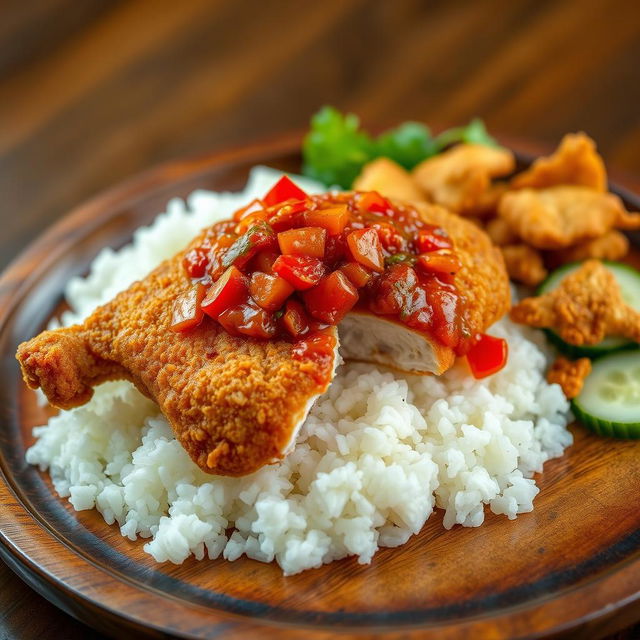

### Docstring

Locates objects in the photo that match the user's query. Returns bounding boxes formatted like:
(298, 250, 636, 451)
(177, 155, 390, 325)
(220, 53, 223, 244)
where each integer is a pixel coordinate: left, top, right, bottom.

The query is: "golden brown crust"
(485, 217, 519, 247)
(510, 260, 640, 345)
(412, 144, 515, 216)
(499, 186, 640, 250)
(547, 356, 591, 399)
(353, 157, 427, 204)
(544, 230, 629, 269)
(501, 245, 548, 287)
(511, 133, 607, 192)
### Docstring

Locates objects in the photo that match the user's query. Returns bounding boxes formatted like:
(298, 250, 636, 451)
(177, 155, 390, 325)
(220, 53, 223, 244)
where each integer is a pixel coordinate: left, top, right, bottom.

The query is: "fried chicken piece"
(544, 230, 629, 269)
(485, 217, 519, 246)
(547, 356, 592, 399)
(353, 157, 427, 204)
(412, 143, 515, 215)
(469, 182, 509, 219)
(499, 186, 640, 250)
(511, 133, 607, 192)
(501, 245, 548, 287)
(16, 230, 339, 477)
(510, 260, 640, 345)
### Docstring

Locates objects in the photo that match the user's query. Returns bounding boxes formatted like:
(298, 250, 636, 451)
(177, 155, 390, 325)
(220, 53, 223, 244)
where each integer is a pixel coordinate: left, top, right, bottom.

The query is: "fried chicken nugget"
(485, 217, 519, 246)
(353, 157, 427, 203)
(547, 356, 592, 399)
(501, 245, 548, 287)
(510, 260, 640, 345)
(545, 230, 629, 269)
(511, 133, 607, 191)
(412, 143, 515, 216)
(499, 186, 640, 250)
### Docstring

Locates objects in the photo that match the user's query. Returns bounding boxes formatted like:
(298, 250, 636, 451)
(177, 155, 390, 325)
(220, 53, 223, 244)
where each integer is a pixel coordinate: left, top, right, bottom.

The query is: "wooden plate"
(1, 136, 639, 640)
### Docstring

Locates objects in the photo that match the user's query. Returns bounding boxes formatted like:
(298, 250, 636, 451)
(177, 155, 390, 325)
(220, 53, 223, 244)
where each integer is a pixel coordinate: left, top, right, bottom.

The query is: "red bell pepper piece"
(182, 247, 210, 279)
(466, 334, 508, 379)
(263, 176, 308, 207)
(416, 226, 452, 253)
(272, 255, 325, 290)
(201, 266, 249, 319)
(302, 271, 359, 324)
(347, 228, 384, 273)
(170, 282, 208, 332)
(358, 191, 390, 213)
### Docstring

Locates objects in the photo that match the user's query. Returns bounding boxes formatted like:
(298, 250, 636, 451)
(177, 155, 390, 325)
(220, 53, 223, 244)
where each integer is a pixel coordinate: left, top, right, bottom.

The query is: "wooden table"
(0, 1, 638, 638)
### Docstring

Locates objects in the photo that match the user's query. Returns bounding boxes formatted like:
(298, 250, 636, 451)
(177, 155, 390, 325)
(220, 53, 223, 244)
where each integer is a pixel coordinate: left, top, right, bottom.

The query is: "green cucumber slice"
(572, 350, 640, 438)
(537, 260, 640, 358)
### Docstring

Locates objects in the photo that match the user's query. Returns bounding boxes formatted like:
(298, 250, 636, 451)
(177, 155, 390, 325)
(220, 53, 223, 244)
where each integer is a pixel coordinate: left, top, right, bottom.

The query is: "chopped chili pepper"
(201, 266, 248, 320)
(263, 176, 308, 207)
(302, 271, 359, 324)
(249, 272, 294, 311)
(466, 334, 508, 378)
(170, 282, 208, 332)
(277, 226, 327, 259)
(347, 228, 384, 272)
(272, 255, 325, 290)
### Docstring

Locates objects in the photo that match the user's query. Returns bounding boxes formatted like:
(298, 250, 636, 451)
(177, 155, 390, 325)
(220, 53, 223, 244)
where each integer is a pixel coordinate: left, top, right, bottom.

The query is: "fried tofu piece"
(485, 217, 519, 246)
(353, 157, 426, 203)
(547, 356, 592, 399)
(501, 245, 548, 287)
(499, 186, 640, 250)
(544, 230, 629, 268)
(412, 143, 515, 215)
(510, 260, 640, 345)
(511, 133, 607, 191)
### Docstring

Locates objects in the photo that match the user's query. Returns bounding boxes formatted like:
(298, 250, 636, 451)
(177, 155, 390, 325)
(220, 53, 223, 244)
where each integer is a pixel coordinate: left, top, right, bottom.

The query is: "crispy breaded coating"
(412, 143, 515, 215)
(544, 230, 629, 269)
(353, 157, 427, 204)
(499, 186, 640, 250)
(501, 245, 548, 287)
(510, 260, 640, 345)
(468, 182, 508, 219)
(16, 228, 338, 477)
(485, 217, 519, 246)
(547, 356, 592, 399)
(511, 133, 607, 191)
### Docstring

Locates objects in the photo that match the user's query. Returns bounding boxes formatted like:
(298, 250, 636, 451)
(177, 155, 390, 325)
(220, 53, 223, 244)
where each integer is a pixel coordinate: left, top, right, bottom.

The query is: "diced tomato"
(222, 221, 277, 270)
(170, 283, 207, 332)
(233, 198, 265, 223)
(346, 228, 384, 273)
(358, 191, 390, 213)
(201, 266, 249, 319)
(249, 272, 294, 311)
(416, 226, 453, 253)
(218, 299, 277, 339)
(282, 299, 309, 337)
(183, 247, 210, 279)
(263, 176, 308, 207)
(292, 331, 338, 385)
(416, 251, 462, 280)
(272, 255, 325, 290)
(369, 264, 419, 315)
(252, 250, 279, 274)
(324, 233, 348, 265)
(339, 262, 372, 288)
(466, 334, 508, 379)
(302, 271, 359, 324)
(277, 226, 326, 259)
(303, 205, 349, 235)
(424, 280, 460, 348)
(370, 221, 407, 254)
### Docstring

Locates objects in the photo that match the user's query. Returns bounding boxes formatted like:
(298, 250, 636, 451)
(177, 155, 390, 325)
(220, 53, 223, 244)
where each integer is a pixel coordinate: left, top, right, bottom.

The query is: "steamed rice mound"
(25, 168, 572, 575)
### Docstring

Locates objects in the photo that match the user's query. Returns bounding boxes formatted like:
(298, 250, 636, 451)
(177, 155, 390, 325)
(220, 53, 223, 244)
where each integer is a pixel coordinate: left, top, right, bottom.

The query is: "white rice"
(26, 167, 572, 575)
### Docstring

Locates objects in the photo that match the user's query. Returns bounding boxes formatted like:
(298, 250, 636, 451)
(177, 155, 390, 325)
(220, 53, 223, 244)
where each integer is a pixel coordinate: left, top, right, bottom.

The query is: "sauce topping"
(172, 176, 480, 371)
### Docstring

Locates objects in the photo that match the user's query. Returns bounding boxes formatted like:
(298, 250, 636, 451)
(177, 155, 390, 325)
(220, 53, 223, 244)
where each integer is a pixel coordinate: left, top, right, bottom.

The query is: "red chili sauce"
(171, 176, 499, 377)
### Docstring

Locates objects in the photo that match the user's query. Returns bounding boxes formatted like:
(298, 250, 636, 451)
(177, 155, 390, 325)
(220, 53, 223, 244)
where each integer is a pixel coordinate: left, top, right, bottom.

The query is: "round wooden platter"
(0, 137, 639, 640)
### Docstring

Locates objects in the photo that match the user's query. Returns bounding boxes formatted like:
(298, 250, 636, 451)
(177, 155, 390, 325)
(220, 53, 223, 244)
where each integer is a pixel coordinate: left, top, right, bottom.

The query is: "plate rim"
(1, 136, 639, 640)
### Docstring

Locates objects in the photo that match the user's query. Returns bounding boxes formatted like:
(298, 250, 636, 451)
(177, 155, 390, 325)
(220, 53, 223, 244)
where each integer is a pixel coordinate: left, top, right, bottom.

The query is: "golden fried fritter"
(499, 186, 640, 250)
(547, 356, 592, 399)
(353, 157, 427, 204)
(544, 230, 629, 269)
(412, 143, 515, 215)
(510, 260, 640, 345)
(485, 217, 519, 246)
(501, 245, 548, 287)
(511, 133, 607, 192)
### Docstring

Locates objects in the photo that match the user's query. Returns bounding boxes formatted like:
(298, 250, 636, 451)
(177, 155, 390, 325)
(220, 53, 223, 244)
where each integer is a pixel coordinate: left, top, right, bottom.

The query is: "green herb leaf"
(434, 118, 497, 150)
(385, 253, 417, 266)
(375, 122, 438, 170)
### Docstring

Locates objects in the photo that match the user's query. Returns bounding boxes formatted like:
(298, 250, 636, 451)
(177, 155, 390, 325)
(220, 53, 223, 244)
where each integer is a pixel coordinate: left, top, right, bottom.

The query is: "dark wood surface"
(0, 1, 639, 638)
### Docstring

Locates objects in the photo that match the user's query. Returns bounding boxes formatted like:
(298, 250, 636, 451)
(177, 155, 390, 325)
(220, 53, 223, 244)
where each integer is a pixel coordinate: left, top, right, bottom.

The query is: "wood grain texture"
(0, 141, 639, 640)
(0, 0, 639, 637)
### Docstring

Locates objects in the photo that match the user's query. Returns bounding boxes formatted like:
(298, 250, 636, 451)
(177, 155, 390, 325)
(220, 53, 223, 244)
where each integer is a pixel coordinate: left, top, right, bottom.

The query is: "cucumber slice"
(537, 261, 640, 358)
(572, 350, 640, 438)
